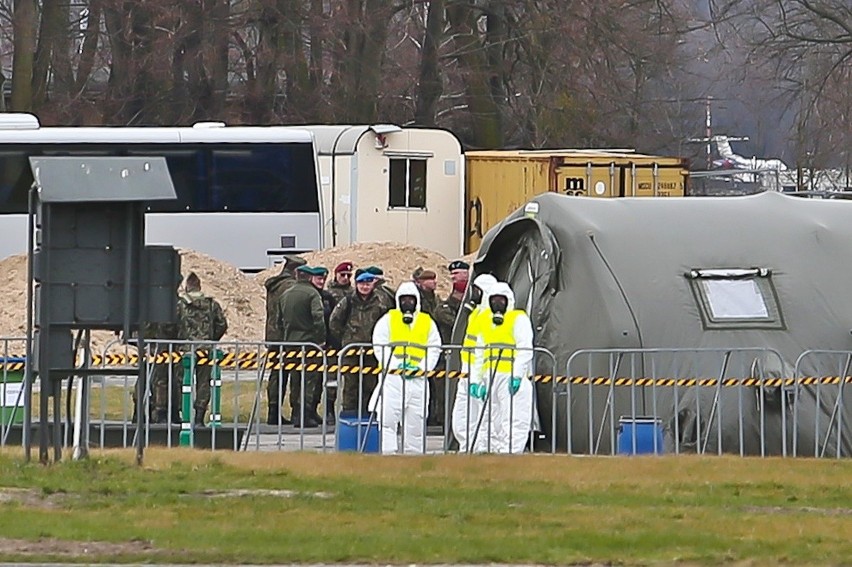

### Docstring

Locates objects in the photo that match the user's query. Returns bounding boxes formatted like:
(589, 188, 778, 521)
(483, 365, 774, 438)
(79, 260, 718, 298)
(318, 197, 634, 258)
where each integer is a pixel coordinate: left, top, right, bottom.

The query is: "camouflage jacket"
(433, 292, 463, 343)
(143, 307, 180, 352)
(276, 280, 326, 345)
(326, 280, 351, 304)
(375, 282, 396, 312)
(177, 292, 228, 342)
(264, 269, 296, 342)
(329, 290, 387, 346)
(418, 287, 438, 316)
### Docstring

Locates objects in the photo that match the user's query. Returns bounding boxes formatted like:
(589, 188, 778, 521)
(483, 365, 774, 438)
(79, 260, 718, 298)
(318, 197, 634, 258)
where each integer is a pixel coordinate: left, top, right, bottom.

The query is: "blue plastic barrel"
(335, 413, 380, 453)
(617, 416, 664, 455)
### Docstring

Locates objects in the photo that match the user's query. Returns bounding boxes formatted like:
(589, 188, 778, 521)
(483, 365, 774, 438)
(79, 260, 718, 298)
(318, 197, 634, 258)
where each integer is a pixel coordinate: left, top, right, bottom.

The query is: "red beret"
(335, 262, 354, 274)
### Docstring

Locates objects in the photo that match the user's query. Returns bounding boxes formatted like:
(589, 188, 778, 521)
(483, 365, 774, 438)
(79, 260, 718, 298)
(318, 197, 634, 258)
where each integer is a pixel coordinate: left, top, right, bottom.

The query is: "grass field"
(0, 450, 849, 564)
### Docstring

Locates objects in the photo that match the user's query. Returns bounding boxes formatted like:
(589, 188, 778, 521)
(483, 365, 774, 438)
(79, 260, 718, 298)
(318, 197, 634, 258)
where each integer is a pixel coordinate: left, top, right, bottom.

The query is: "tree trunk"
(414, 0, 444, 126)
(11, 0, 36, 111)
(76, 0, 103, 95)
(447, 1, 503, 147)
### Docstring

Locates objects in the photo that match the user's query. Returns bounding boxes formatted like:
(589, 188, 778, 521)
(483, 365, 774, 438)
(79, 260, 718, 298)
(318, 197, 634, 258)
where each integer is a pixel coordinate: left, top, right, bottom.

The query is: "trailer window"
(389, 158, 427, 209)
(687, 268, 784, 330)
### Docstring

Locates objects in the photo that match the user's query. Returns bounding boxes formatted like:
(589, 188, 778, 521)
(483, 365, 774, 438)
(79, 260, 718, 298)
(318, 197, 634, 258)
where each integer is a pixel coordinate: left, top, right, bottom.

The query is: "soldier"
(364, 266, 396, 312)
(178, 272, 228, 426)
(277, 265, 327, 428)
(327, 261, 354, 303)
(412, 268, 438, 316)
(329, 271, 387, 416)
(310, 265, 338, 424)
(145, 317, 182, 425)
(264, 254, 306, 425)
(428, 260, 470, 426)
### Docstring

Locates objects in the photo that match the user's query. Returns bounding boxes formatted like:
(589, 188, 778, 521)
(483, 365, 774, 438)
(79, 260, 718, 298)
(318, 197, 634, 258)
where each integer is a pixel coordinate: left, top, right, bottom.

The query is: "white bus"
(0, 114, 323, 271)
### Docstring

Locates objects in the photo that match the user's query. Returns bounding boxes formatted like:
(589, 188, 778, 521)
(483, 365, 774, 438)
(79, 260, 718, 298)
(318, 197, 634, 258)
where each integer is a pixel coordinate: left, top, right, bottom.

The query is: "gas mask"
(398, 295, 417, 324)
(489, 295, 508, 325)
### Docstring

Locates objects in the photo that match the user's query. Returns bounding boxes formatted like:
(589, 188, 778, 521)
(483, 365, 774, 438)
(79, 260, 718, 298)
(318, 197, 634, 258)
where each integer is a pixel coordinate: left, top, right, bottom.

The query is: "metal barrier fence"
(793, 350, 852, 458)
(561, 347, 850, 458)
(335, 343, 556, 454)
(4, 336, 849, 459)
(0, 337, 28, 448)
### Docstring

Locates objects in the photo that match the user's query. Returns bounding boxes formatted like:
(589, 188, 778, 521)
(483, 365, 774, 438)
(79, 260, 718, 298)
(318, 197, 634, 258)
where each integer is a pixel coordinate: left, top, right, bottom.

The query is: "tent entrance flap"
(474, 217, 559, 327)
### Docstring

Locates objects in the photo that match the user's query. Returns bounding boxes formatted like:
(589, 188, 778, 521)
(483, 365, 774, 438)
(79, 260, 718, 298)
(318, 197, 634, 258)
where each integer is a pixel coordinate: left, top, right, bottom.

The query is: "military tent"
(459, 191, 852, 456)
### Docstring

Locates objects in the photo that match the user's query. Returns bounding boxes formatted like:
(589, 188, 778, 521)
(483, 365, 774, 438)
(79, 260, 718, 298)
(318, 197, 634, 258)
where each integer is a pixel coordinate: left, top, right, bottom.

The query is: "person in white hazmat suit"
(370, 281, 442, 454)
(452, 273, 497, 452)
(468, 282, 535, 453)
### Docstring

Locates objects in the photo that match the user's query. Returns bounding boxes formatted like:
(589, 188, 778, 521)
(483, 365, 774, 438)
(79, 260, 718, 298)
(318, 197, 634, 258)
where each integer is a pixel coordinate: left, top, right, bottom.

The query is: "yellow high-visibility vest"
(481, 310, 523, 374)
(387, 310, 432, 367)
(460, 306, 490, 368)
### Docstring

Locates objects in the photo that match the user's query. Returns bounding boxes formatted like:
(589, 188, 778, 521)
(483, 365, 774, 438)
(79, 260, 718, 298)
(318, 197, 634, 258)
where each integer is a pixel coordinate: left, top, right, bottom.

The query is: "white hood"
(472, 273, 498, 308)
(395, 281, 421, 313)
(488, 281, 516, 312)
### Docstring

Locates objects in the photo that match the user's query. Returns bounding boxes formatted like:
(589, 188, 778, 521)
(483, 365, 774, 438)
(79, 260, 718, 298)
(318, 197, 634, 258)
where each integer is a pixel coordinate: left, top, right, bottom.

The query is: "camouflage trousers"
(152, 362, 182, 413)
(341, 354, 378, 416)
(289, 370, 322, 414)
(266, 366, 290, 408)
(190, 364, 212, 411)
(427, 355, 449, 425)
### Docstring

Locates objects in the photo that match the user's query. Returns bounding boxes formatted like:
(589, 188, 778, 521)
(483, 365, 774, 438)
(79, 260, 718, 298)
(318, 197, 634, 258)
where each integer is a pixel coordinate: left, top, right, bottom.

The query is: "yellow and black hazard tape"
(84, 347, 375, 367)
(4, 357, 852, 388)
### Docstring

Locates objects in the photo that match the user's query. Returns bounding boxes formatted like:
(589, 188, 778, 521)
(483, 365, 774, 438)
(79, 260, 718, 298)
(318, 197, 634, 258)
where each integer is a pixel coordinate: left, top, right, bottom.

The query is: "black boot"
(325, 408, 336, 426)
(291, 409, 319, 428)
(171, 408, 183, 424)
(266, 405, 292, 426)
(194, 408, 206, 427)
(153, 409, 168, 424)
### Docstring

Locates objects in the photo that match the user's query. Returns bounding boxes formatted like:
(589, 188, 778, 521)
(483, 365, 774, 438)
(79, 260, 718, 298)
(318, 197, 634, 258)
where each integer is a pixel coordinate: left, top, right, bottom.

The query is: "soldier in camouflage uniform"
(145, 317, 182, 424)
(412, 267, 438, 316)
(329, 271, 387, 416)
(264, 254, 306, 425)
(429, 261, 470, 426)
(311, 266, 339, 424)
(364, 266, 396, 312)
(326, 261, 354, 304)
(412, 267, 441, 424)
(277, 265, 327, 428)
(178, 272, 228, 426)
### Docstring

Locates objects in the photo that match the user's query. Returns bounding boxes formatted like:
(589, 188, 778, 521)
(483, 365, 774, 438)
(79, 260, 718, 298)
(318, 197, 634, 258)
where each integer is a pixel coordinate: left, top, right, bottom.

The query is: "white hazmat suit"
(370, 281, 442, 454)
(452, 273, 497, 452)
(470, 282, 534, 454)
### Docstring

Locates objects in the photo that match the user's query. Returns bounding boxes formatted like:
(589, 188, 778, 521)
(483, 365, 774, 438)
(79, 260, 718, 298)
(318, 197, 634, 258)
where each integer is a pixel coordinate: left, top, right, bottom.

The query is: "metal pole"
(24, 183, 36, 461)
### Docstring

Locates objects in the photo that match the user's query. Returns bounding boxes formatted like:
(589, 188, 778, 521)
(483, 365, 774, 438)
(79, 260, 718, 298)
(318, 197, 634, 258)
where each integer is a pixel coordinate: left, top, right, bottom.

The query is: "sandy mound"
(257, 241, 456, 297)
(0, 242, 463, 353)
(0, 250, 264, 351)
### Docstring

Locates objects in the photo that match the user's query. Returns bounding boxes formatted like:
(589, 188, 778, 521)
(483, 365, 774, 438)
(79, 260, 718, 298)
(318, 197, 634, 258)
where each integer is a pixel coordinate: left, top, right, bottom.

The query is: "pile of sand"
(0, 242, 463, 351)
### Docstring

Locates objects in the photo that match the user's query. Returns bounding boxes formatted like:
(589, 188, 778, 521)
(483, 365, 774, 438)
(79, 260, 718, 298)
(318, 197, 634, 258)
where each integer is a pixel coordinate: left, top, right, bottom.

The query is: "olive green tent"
(461, 192, 852, 456)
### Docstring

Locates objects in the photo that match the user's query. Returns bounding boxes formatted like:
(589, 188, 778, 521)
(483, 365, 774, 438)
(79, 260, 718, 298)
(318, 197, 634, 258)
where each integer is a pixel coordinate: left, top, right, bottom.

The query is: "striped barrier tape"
(5, 357, 851, 388)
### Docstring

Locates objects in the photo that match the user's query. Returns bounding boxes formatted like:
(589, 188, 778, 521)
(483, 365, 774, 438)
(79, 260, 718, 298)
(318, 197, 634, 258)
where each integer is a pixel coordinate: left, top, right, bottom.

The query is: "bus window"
(209, 145, 318, 212)
(0, 150, 30, 213)
(128, 148, 205, 212)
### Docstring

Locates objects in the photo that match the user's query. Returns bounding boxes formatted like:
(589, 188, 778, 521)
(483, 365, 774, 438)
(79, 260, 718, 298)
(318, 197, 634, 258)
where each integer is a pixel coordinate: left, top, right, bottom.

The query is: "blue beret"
(355, 272, 377, 283)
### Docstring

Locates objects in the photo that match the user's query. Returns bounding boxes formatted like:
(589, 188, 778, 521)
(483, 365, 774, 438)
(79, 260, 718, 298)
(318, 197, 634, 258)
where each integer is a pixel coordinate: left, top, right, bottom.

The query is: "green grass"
(0, 450, 849, 564)
(33, 381, 309, 422)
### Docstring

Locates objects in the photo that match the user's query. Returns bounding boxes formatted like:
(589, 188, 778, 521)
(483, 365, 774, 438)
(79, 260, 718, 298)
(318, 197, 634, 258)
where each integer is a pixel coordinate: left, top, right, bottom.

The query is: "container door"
(556, 164, 617, 198)
(622, 163, 686, 197)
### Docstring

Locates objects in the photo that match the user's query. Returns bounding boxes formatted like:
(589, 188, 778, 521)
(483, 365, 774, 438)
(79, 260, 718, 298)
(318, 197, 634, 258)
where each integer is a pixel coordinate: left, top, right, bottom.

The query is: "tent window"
(687, 269, 784, 330)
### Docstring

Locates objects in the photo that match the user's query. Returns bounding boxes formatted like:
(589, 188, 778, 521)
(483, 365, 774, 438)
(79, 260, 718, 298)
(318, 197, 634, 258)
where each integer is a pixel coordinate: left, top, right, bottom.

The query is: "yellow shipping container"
(465, 149, 689, 252)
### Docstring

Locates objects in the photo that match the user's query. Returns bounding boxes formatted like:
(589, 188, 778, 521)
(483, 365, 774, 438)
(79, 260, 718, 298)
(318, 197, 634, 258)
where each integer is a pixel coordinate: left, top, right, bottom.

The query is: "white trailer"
(299, 125, 464, 258)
